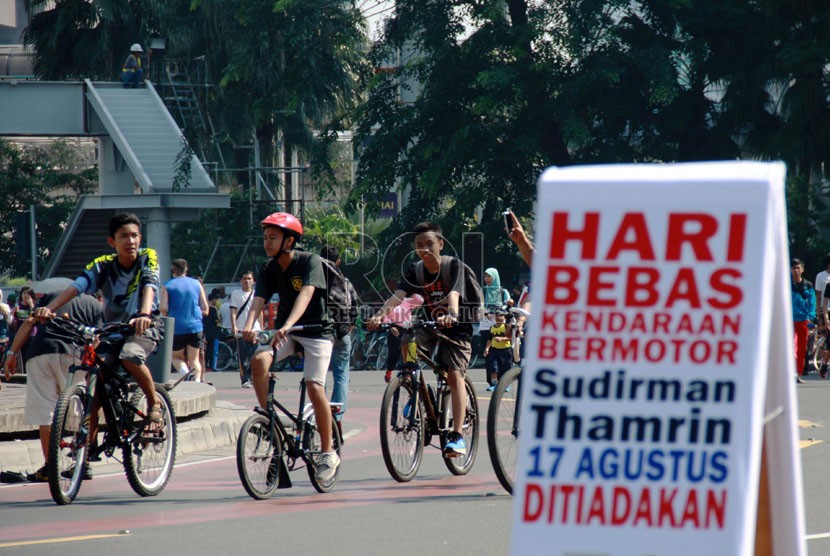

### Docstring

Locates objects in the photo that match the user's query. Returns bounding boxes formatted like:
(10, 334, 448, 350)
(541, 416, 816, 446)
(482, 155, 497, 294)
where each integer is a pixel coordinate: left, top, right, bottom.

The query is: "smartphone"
(503, 209, 513, 233)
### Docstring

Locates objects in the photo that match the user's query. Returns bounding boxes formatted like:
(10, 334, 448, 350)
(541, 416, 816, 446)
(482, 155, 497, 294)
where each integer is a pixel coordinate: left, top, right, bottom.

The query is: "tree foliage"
(0, 140, 97, 278)
(354, 0, 830, 276)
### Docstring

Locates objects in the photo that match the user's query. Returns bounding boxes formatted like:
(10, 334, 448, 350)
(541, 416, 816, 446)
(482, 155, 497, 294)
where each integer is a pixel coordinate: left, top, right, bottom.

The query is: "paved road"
(3, 369, 830, 556)
(0, 369, 513, 556)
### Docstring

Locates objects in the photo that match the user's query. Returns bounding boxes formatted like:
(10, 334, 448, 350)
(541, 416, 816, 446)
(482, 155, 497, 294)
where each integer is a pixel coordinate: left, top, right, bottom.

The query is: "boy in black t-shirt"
(369, 221, 472, 457)
(240, 212, 339, 483)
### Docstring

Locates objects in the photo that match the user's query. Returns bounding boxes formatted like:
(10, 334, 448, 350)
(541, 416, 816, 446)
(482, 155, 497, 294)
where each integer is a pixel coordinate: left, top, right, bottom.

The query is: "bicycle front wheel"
(487, 366, 521, 494)
(305, 414, 343, 493)
(47, 384, 89, 505)
(379, 376, 425, 482)
(444, 375, 479, 476)
(124, 386, 177, 497)
(237, 413, 284, 500)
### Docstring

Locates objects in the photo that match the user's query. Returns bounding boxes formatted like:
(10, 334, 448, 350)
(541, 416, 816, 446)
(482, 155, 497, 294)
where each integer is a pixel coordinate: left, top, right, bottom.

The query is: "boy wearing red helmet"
(240, 212, 339, 482)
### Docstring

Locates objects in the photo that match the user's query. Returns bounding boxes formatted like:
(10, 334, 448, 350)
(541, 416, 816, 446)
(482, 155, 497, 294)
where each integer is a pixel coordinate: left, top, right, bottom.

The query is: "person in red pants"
(791, 258, 815, 383)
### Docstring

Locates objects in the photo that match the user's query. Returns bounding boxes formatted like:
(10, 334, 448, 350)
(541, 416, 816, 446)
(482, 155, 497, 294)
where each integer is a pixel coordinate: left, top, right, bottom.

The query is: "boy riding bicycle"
(369, 221, 473, 457)
(240, 212, 339, 483)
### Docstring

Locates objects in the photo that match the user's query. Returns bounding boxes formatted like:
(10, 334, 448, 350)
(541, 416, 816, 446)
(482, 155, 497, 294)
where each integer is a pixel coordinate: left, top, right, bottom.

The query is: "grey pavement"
(0, 378, 251, 474)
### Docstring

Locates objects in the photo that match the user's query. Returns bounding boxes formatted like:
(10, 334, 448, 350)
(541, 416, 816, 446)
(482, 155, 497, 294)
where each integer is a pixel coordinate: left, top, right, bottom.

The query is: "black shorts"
(173, 331, 204, 351)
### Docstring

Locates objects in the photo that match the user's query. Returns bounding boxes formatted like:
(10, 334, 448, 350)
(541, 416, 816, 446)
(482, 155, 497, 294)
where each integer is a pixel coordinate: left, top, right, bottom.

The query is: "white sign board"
(511, 162, 805, 556)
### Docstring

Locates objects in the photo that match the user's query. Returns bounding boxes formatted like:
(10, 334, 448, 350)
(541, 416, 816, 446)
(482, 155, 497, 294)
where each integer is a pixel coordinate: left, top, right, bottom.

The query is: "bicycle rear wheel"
(305, 414, 343, 493)
(47, 384, 89, 505)
(379, 376, 425, 482)
(124, 386, 177, 497)
(444, 375, 479, 476)
(215, 341, 236, 372)
(487, 366, 521, 494)
(237, 413, 283, 500)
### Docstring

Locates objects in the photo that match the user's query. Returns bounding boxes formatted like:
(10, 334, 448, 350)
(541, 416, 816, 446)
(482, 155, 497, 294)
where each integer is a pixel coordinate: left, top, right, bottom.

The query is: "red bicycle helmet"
(260, 212, 303, 237)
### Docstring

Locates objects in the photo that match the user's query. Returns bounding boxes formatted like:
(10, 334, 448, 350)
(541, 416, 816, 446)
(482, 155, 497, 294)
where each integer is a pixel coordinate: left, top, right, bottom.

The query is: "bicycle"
(236, 325, 343, 500)
(351, 329, 387, 370)
(215, 334, 237, 372)
(46, 317, 177, 505)
(378, 321, 479, 482)
(487, 306, 529, 494)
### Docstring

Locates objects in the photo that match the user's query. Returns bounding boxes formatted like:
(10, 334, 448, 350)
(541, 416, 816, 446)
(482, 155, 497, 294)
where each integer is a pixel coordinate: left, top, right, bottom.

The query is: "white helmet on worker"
(130, 43, 143, 53)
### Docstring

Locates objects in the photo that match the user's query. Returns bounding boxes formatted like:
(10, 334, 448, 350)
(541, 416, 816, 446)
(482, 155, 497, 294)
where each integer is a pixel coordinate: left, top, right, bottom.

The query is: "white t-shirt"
(230, 289, 261, 331)
(218, 301, 231, 329)
(816, 270, 830, 307)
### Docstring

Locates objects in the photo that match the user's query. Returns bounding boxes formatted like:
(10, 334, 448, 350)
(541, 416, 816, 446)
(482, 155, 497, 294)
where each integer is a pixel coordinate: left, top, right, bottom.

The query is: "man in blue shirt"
(160, 259, 209, 382)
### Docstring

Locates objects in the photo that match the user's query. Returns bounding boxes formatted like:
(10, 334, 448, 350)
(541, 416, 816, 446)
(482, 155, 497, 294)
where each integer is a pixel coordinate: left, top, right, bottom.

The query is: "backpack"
(414, 255, 484, 324)
(319, 256, 356, 338)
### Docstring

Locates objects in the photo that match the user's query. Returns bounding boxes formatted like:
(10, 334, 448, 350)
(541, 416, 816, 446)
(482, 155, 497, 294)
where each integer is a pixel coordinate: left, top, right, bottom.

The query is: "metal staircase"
(49, 209, 115, 279)
(85, 79, 215, 192)
(160, 60, 227, 179)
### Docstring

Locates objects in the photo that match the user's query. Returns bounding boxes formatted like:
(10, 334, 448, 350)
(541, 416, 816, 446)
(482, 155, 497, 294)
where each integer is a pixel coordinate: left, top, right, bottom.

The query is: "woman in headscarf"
(479, 268, 511, 383)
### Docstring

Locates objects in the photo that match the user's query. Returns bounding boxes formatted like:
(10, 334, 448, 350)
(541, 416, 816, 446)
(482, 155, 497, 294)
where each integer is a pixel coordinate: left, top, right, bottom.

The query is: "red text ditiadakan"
(523, 483, 726, 529)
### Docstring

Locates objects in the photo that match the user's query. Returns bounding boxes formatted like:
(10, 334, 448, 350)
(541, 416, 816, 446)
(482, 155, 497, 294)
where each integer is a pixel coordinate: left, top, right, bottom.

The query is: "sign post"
(511, 162, 805, 556)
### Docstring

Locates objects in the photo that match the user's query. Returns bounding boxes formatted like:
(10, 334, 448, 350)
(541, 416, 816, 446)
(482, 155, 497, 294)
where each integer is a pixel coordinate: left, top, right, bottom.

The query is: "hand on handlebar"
(240, 329, 258, 344)
(33, 306, 54, 322)
(436, 313, 458, 328)
(366, 316, 383, 331)
(129, 315, 152, 335)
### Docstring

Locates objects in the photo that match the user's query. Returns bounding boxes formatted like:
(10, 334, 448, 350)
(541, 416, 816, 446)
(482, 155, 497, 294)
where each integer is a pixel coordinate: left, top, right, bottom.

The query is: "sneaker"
(821, 364, 828, 379)
(796, 375, 806, 384)
(241, 381, 252, 389)
(27, 465, 48, 483)
(444, 432, 467, 457)
(487, 384, 496, 392)
(384, 371, 392, 383)
(316, 451, 340, 483)
(60, 463, 93, 481)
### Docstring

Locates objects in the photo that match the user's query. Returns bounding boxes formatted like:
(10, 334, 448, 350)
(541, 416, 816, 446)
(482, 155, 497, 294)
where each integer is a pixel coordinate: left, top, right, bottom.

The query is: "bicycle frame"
(251, 368, 324, 488)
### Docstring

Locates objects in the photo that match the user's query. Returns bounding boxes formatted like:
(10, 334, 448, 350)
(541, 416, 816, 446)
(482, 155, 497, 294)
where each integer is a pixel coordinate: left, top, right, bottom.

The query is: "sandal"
(145, 404, 164, 433)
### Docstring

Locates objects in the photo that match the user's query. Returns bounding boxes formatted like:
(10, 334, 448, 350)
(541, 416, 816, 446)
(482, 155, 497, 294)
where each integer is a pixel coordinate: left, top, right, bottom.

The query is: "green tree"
(0, 140, 97, 278)
(147, 0, 369, 199)
(24, 0, 150, 80)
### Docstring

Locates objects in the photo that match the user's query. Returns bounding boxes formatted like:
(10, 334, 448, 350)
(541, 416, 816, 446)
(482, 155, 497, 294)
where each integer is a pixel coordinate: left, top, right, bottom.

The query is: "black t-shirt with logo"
(25, 294, 105, 359)
(255, 251, 333, 339)
(398, 257, 473, 339)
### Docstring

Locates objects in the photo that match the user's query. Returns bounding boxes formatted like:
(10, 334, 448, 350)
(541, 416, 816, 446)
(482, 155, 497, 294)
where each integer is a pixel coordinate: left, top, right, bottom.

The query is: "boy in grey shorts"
(368, 221, 473, 457)
(240, 212, 338, 483)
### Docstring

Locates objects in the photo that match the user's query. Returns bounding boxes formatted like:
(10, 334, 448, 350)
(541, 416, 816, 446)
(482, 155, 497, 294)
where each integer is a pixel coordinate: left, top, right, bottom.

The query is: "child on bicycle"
(240, 212, 339, 483)
(368, 221, 473, 457)
(33, 212, 165, 434)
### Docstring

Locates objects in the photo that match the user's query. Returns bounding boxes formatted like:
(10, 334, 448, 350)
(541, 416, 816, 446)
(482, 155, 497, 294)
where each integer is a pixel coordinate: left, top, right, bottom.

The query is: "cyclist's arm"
(240, 297, 266, 342)
(372, 290, 406, 322)
(35, 286, 79, 319)
(130, 285, 155, 334)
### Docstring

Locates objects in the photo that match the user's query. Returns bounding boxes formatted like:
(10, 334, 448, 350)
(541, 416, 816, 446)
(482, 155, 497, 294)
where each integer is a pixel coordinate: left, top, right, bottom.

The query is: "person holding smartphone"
(504, 209, 534, 267)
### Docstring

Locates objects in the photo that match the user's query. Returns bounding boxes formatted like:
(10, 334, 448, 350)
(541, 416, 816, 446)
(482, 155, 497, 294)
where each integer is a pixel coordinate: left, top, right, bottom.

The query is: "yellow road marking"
(0, 533, 126, 549)
(800, 420, 822, 428)
(801, 440, 823, 449)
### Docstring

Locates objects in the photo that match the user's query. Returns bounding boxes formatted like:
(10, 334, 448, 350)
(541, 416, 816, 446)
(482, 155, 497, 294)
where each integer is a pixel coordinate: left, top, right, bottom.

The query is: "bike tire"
(47, 384, 89, 505)
(305, 414, 343, 493)
(811, 332, 826, 374)
(379, 376, 425, 482)
(237, 413, 283, 500)
(216, 341, 236, 372)
(487, 366, 521, 494)
(124, 386, 177, 497)
(444, 375, 480, 476)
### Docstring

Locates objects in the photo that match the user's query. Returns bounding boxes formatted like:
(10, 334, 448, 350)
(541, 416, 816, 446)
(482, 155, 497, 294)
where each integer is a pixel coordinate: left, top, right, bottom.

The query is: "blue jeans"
(328, 334, 351, 422)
